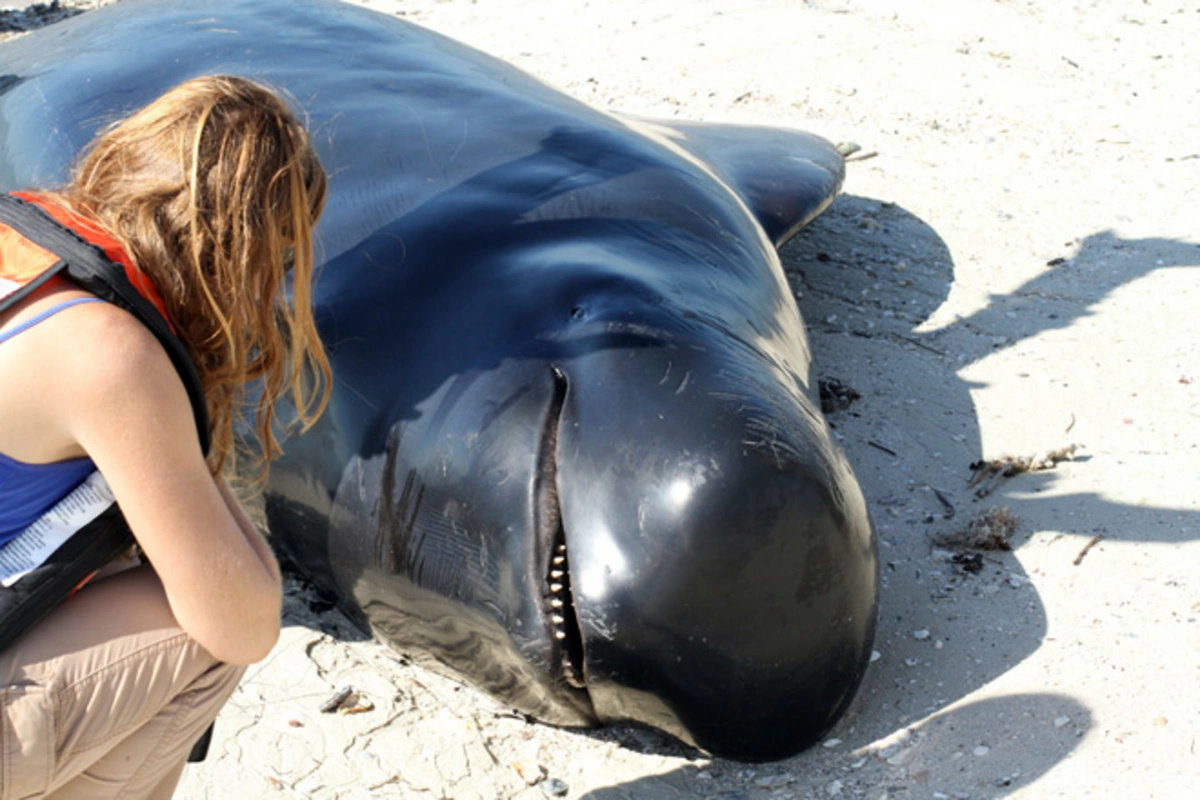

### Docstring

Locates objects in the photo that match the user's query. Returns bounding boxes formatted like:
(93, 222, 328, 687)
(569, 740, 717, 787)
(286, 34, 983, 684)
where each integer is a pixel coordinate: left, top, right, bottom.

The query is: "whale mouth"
(539, 367, 587, 690)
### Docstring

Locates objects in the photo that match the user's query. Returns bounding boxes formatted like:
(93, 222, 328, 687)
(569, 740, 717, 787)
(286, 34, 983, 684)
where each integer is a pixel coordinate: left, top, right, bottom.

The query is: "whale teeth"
(546, 533, 585, 689)
(562, 654, 586, 689)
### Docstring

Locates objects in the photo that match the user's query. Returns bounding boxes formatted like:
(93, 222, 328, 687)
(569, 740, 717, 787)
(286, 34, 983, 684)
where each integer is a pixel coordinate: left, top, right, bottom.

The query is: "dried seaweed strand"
(969, 444, 1081, 498)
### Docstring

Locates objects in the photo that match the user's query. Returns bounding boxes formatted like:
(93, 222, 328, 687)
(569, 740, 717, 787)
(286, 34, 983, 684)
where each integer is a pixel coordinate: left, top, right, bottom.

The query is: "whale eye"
(570, 305, 587, 321)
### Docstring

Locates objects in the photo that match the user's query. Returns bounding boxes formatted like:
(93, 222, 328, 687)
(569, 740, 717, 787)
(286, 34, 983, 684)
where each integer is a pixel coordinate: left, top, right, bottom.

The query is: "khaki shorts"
(0, 567, 244, 800)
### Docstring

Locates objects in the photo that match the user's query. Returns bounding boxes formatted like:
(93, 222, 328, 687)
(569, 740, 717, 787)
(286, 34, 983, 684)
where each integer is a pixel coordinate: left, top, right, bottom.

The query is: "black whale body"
(0, 0, 878, 760)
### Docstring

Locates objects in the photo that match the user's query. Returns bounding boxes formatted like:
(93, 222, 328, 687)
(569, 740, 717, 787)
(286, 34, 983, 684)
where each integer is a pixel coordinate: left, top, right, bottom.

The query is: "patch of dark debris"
(933, 506, 1019, 574)
(0, 1, 89, 34)
(818, 376, 862, 413)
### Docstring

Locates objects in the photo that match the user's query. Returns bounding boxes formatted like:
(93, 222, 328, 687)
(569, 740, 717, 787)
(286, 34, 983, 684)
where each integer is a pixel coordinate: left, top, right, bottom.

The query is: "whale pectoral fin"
(634, 119, 845, 249)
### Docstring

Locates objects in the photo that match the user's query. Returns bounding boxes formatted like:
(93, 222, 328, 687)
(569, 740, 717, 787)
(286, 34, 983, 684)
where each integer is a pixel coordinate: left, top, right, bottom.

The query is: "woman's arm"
(63, 306, 283, 665)
(214, 474, 282, 587)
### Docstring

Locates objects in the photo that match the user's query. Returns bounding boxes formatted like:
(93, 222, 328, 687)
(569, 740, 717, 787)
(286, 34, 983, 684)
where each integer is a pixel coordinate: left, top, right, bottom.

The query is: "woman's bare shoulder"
(57, 300, 181, 393)
(0, 292, 189, 462)
(32, 299, 197, 453)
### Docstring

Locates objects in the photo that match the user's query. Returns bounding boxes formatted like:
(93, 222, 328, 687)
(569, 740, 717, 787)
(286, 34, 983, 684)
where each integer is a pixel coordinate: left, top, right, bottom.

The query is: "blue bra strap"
(0, 297, 105, 345)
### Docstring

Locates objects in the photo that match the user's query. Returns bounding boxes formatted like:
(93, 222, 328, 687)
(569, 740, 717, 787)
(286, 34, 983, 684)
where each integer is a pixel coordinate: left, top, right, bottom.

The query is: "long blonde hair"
(52, 75, 330, 483)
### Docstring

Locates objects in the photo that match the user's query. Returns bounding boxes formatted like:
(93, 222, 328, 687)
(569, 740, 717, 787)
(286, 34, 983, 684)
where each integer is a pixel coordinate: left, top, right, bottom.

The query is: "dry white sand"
(6, 1, 1199, 797)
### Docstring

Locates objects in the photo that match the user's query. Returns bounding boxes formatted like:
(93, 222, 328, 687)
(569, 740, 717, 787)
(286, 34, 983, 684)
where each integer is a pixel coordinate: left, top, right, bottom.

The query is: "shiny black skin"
(0, 0, 878, 760)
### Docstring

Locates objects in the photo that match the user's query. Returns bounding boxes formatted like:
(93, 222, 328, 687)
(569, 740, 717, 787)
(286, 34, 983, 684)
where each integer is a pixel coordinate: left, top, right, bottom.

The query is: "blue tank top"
(0, 297, 104, 545)
(0, 453, 97, 545)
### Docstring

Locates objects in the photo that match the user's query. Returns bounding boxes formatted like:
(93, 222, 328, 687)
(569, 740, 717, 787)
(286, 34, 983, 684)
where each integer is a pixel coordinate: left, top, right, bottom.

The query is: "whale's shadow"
(783, 195, 1057, 773)
(647, 192, 1200, 792)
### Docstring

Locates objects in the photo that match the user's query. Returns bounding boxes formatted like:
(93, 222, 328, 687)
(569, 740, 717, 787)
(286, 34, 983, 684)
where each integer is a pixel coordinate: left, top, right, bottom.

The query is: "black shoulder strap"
(0, 194, 210, 454)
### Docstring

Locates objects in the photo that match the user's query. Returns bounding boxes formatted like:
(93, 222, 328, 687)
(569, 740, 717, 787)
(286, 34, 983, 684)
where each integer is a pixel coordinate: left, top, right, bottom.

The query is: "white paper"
(0, 471, 116, 587)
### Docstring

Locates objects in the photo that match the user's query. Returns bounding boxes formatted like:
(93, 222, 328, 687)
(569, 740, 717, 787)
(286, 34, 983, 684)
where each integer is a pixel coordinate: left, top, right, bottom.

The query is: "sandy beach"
(4, 1, 1199, 797)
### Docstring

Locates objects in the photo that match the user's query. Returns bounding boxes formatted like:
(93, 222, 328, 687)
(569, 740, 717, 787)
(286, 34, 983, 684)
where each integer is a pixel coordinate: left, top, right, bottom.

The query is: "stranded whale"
(0, 0, 878, 760)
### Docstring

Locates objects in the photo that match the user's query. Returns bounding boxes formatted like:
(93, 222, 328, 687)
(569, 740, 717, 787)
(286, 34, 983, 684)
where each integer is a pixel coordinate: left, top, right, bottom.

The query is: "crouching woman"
(0, 75, 328, 798)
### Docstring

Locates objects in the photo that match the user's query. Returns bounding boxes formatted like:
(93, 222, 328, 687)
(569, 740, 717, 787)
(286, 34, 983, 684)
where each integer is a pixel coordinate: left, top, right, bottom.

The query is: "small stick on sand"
(1073, 533, 1103, 566)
